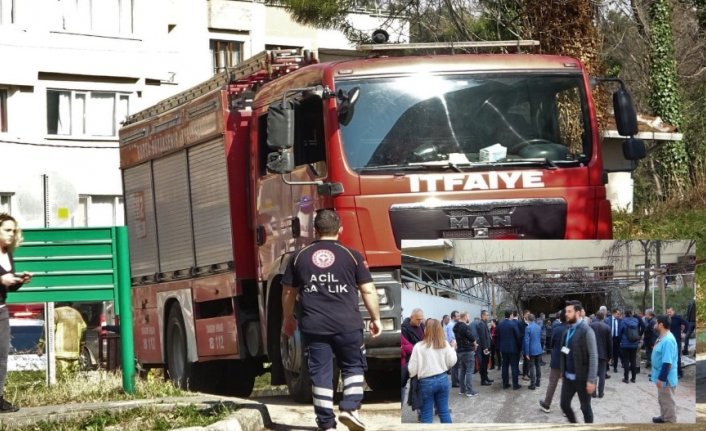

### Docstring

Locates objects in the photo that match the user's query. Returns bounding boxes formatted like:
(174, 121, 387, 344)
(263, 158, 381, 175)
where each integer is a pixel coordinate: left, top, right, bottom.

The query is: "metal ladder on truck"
(125, 48, 318, 125)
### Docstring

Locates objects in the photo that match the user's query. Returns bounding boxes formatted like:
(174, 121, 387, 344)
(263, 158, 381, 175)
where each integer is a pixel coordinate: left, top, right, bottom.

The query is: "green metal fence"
(9, 226, 135, 393)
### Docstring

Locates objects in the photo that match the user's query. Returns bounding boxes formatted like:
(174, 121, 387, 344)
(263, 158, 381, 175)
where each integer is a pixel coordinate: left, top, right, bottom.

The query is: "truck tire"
(282, 329, 312, 403)
(166, 303, 193, 390)
(364, 370, 399, 392)
(227, 359, 257, 397)
(79, 346, 94, 371)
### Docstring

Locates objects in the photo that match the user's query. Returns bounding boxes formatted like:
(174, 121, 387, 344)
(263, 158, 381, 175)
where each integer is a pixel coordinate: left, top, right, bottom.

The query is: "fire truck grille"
(441, 228, 519, 239)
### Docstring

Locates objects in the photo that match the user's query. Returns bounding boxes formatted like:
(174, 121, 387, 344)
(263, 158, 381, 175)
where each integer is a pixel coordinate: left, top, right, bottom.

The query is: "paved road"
(254, 390, 400, 431)
(402, 354, 697, 426)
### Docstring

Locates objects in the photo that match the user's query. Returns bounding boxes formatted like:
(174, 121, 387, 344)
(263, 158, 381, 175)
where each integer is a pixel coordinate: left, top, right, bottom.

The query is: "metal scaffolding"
(401, 255, 490, 305)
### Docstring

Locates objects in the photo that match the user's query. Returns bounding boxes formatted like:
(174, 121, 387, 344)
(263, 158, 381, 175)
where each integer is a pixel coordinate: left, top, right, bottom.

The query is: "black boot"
(0, 397, 19, 413)
(631, 367, 636, 383)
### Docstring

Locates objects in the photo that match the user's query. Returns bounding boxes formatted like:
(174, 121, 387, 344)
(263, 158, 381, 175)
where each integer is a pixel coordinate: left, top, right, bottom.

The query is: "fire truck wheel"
(364, 370, 399, 391)
(282, 329, 313, 403)
(166, 303, 193, 390)
(79, 346, 94, 371)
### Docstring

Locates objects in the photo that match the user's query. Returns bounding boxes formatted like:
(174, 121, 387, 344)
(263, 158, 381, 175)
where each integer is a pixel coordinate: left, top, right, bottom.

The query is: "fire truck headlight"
(358, 288, 389, 307)
(376, 288, 388, 305)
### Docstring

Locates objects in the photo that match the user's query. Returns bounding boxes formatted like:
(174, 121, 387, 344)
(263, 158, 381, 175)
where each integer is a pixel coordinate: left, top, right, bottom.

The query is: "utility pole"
(659, 270, 667, 314)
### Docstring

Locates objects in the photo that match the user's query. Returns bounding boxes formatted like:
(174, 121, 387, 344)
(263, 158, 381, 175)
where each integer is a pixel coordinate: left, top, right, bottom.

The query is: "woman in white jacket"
(407, 318, 457, 423)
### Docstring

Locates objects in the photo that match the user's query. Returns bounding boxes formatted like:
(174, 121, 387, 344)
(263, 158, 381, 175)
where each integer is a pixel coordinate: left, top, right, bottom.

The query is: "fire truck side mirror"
(613, 89, 638, 137)
(338, 87, 360, 126)
(622, 137, 646, 161)
(267, 101, 295, 149)
(266, 149, 294, 174)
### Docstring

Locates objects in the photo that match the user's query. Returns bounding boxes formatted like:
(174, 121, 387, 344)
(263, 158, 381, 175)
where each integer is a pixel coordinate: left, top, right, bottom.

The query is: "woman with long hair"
(407, 318, 457, 423)
(0, 213, 32, 412)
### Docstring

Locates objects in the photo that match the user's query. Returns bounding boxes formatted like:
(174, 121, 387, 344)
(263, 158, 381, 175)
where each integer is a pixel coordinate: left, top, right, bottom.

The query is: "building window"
(74, 195, 124, 226)
(211, 40, 243, 74)
(0, 193, 12, 213)
(47, 90, 129, 137)
(593, 265, 614, 280)
(0, 0, 14, 24)
(59, 0, 133, 35)
(0, 89, 7, 132)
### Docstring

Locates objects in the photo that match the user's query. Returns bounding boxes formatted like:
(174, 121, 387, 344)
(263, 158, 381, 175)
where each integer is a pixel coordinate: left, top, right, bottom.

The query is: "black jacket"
(644, 317, 658, 348)
(686, 300, 696, 324)
(0, 252, 23, 304)
(559, 321, 598, 383)
(401, 318, 425, 345)
(589, 320, 612, 361)
(453, 321, 477, 353)
(473, 319, 492, 351)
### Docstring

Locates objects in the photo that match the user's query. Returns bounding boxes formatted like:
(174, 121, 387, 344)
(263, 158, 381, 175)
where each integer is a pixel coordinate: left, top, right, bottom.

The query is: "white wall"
(0, 0, 408, 228)
(402, 288, 486, 322)
(452, 240, 693, 274)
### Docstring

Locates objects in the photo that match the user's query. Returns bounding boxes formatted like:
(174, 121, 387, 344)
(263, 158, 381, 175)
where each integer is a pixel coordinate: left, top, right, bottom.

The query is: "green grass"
(0, 404, 231, 431)
(612, 197, 706, 324)
(4, 370, 184, 408)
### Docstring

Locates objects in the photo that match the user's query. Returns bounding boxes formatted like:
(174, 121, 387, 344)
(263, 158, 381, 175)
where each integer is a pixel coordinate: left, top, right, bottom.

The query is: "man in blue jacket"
(619, 309, 642, 383)
(497, 309, 522, 390)
(523, 314, 543, 390)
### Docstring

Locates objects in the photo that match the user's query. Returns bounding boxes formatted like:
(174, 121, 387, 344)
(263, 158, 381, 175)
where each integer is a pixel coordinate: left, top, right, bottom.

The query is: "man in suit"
(589, 310, 612, 398)
(402, 308, 425, 346)
(643, 309, 658, 368)
(497, 309, 522, 390)
(520, 310, 530, 380)
(684, 299, 696, 356)
(666, 307, 688, 378)
(473, 310, 494, 386)
(559, 303, 598, 423)
(523, 313, 543, 390)
(605, 308, 622, 373)
(445, 310, 461, 387)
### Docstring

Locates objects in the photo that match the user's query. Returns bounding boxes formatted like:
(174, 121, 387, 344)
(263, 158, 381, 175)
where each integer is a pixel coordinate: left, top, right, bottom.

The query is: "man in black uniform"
(282, 209, 381, 431)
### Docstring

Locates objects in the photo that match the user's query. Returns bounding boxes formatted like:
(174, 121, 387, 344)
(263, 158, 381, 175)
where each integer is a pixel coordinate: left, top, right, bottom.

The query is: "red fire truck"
(119, 44, 643, 399)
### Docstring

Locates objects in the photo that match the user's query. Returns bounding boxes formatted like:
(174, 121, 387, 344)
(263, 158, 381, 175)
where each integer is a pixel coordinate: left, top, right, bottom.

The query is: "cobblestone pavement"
(401, 353, 697, 426)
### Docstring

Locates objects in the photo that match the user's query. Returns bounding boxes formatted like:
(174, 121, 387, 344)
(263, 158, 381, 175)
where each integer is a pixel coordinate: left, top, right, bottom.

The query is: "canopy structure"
(401, 254, 490, 305)
(488, 268, 647, 300)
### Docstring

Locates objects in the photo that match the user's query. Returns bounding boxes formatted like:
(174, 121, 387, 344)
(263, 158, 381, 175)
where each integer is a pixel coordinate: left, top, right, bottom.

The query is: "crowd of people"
(401, 299, 696, 424)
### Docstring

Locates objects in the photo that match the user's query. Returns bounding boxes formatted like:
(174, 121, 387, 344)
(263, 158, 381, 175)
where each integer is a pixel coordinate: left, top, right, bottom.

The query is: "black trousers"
(560, 377, 593, 423)
(479, 351, 489, 382)
(596, 359, 607, 396)
(611, 337, 621, 371)
(621, 347, 637, 380)
(501, 352, 519, 387)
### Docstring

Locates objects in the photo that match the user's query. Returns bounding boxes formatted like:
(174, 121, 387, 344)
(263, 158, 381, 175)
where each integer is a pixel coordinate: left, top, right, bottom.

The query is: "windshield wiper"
(359, 162, 463, 173)
(489, 158, 566, 170)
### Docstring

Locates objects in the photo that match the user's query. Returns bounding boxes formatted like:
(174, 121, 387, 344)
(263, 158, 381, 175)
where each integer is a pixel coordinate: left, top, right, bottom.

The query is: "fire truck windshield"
(336, 73, 593, 173)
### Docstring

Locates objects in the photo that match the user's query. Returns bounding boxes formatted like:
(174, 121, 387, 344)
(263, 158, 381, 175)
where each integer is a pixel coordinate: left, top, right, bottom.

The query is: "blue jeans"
(458, 351, 475, 394)
(418, 373, 452, 423)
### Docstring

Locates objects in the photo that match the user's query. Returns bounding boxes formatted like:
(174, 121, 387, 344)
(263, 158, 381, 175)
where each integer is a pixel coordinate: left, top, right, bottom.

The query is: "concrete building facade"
(0, 0, 405, 227)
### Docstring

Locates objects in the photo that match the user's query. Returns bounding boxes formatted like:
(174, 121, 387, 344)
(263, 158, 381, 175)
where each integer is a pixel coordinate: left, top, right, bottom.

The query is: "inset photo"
(401, 239, 696, 425)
